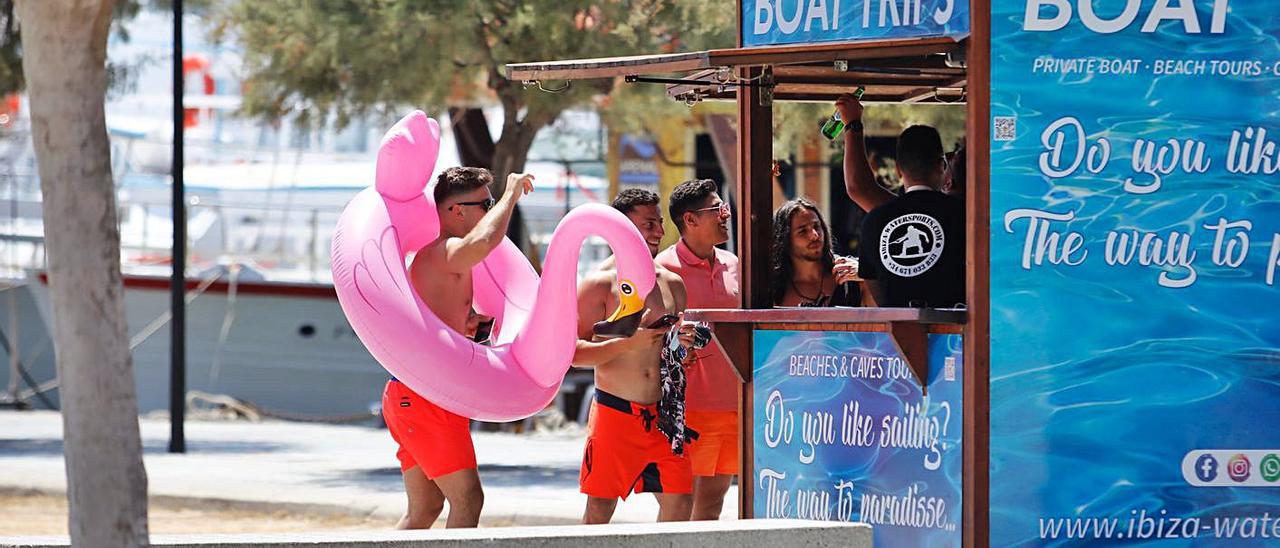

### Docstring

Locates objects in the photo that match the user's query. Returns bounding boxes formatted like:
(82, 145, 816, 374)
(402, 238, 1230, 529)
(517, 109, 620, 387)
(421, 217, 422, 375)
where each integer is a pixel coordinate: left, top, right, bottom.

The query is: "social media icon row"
(1184, 450, 1280, 487)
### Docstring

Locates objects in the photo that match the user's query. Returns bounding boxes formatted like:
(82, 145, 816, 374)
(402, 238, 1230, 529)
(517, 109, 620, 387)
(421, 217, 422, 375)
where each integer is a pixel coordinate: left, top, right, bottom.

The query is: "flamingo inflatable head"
(331, 111, 656, 421)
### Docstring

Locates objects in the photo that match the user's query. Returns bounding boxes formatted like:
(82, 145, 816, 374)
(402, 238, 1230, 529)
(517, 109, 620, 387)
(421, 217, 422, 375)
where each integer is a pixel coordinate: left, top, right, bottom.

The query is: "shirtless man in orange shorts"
(574, 188, 699, 524)
(382, 166, 533, 529)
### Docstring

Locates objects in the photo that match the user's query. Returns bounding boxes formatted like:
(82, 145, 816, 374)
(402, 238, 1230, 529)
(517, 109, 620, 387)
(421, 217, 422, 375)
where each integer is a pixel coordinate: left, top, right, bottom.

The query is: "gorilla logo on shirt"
(879, 213, 945, 277)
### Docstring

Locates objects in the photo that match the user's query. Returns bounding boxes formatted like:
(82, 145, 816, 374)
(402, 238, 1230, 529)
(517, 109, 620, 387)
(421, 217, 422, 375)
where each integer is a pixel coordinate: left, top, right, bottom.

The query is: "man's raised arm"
(837, 94, 895, 213)
(442, 173, 534, 272)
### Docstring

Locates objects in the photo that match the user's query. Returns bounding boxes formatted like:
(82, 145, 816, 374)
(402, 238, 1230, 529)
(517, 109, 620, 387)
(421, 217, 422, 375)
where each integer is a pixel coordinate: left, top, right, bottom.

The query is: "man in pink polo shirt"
(655, 179, 741, 520)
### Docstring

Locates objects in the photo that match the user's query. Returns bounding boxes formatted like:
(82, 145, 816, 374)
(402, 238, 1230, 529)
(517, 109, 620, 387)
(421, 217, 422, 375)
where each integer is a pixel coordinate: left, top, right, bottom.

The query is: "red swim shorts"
(381, 380, 477, 479)
(579, 390, 693, 500)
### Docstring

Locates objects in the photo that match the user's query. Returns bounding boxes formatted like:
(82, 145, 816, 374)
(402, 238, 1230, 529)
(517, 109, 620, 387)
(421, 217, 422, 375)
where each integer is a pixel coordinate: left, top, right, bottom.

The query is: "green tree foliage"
(213, 0, 733, 184)
(0, 1, 19, 96)
(0, 0, 153, 97)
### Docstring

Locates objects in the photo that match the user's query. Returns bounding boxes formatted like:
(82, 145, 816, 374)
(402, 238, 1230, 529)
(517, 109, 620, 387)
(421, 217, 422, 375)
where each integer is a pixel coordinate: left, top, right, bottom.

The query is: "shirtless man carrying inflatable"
(573, 188, 700, 524)
(382, 166, 533, 529)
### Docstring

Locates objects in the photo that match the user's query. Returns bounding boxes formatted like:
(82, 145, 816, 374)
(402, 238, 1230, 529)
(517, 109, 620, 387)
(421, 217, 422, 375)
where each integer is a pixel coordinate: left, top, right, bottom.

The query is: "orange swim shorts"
(381, 379, 477, 479)
(579, 390, 693, 500)
(686, 410, 739, 476)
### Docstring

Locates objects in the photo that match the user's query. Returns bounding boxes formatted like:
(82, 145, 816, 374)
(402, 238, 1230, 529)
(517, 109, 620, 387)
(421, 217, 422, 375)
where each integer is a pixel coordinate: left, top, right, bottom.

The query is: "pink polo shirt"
(655, 239, 741, 412)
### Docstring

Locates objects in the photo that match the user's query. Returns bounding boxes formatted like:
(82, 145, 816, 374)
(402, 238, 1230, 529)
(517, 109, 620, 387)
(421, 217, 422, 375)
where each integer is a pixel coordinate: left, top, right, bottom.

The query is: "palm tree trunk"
(16, 0, 149, 545)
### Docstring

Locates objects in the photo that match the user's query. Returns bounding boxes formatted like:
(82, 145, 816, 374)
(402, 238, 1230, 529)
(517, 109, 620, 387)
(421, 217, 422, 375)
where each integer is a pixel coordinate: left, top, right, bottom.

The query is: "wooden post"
(738, 72, 774, 311)
(964, 1, 992, 546)
(735, 64, 773, 519)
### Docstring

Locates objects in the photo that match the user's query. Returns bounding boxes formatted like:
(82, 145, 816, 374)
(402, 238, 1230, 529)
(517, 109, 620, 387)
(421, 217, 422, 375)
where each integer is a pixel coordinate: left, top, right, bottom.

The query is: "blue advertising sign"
(991, 0, 1280, 544)
(617, 134, 660, 188)
(742, 0, 969, 47)
(752, 330, 963, 546)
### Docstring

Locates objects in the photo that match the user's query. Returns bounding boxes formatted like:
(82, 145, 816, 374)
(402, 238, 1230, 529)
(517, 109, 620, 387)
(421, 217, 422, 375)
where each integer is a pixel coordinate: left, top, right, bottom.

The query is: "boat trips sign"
(753, 330, 962, 546)
(742, 0, 970, 47)
(991, 0, 1280, 545)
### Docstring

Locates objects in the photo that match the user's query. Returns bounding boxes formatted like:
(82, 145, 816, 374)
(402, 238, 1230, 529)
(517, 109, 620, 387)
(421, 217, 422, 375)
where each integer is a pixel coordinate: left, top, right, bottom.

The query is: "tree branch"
(471, 8, 507, 94)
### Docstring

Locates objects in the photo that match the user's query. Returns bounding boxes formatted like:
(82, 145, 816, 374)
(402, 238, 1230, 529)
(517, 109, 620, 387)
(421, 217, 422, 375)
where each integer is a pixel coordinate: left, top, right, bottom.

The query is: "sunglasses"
(452, 197, 495, 212)
(693, 202, 731, 218)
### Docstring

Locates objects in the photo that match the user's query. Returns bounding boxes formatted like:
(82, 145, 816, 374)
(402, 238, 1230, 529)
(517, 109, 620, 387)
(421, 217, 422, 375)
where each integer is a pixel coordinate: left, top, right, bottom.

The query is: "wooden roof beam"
(506, 36, 962, 82)
(902, 78, 969, 103)
(506, 51, 709, 81)
(707, 38, 961, 69)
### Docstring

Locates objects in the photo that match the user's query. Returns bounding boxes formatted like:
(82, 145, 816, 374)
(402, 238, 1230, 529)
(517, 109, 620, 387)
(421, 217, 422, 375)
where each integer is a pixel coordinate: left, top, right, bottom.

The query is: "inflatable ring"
(331, 111, 655, 421)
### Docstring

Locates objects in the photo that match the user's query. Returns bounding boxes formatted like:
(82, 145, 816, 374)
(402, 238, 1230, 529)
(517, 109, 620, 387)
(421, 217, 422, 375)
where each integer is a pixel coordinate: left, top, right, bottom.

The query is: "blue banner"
(752, 330, 963, 546)
(617, 134, 660, 188)
(742, 0, 969, 47)
(991, 0, 1280, 545)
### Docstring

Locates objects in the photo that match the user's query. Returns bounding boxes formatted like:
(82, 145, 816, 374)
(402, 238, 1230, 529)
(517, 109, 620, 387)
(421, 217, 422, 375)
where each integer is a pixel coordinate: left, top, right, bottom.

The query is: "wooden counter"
(685, 307, 966, 385)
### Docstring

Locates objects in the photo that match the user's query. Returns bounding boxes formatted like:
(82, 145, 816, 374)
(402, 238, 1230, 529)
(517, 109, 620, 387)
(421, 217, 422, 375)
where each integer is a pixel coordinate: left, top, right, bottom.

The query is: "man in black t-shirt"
(856, 125, 966, 308)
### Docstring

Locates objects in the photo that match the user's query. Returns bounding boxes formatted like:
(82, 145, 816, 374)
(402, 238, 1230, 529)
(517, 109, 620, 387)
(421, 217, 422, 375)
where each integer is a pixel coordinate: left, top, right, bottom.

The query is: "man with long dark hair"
(770, 198, 861, 307)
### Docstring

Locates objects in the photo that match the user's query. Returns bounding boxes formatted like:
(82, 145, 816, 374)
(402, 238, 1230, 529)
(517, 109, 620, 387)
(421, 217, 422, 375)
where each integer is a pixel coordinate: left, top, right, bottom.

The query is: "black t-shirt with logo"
(857, 189, 965, 308)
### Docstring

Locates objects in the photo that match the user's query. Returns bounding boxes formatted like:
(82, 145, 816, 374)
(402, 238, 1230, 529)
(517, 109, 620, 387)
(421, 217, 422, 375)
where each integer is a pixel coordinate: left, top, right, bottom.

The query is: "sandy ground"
(0, 411, 734, 539)
(0, 490, 395, 536)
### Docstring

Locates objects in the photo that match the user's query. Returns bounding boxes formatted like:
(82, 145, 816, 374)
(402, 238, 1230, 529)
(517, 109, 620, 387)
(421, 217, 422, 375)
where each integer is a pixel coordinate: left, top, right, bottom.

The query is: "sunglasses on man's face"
(693, 202, 731, 218)
(452, 197, 496, 212)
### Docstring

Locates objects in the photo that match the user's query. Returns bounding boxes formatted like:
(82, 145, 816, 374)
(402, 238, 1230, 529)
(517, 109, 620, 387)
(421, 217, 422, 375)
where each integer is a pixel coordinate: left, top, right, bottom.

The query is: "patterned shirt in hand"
(657, 322, 712, 455)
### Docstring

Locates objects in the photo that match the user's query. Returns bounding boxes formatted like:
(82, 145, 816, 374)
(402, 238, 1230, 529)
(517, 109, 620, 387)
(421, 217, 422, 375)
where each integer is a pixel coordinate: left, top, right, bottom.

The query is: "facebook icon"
(1196, 454, 1219, 482)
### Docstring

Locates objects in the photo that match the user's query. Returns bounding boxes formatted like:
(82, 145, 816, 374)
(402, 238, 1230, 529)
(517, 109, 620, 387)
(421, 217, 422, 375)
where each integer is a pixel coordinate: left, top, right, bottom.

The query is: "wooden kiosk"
(509, 3, 991, 546)
(512, 1, 1280, 546)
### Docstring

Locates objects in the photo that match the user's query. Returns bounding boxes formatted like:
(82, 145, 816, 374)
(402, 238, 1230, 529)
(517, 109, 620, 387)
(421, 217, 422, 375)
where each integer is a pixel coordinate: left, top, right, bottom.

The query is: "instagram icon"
(1228, 454, 1252, 482)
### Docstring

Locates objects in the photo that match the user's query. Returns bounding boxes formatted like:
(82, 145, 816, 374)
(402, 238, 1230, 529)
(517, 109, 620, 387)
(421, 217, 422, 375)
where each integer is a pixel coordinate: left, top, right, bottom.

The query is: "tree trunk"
(16, 1, 149, 546)
(491, 117, 547, 270)
(448, 107, 495, 167)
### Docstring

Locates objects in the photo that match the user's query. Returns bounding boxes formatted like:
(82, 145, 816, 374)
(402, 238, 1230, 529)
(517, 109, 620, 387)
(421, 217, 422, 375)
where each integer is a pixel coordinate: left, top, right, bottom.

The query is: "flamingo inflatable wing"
(331, 111, 655, 421)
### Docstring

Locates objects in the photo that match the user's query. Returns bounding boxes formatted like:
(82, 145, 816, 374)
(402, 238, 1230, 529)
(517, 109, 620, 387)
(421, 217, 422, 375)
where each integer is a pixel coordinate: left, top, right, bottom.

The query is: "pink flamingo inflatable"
(331, 111, 655, 421)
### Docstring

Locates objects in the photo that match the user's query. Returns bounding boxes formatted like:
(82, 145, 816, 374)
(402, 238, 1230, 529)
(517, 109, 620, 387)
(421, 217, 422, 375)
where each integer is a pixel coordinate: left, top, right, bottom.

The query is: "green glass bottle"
(820, 86, 866, 140)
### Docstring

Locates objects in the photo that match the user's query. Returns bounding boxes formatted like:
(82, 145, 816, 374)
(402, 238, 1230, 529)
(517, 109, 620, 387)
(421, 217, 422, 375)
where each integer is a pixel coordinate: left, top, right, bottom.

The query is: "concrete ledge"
(2, 519, 871, 548)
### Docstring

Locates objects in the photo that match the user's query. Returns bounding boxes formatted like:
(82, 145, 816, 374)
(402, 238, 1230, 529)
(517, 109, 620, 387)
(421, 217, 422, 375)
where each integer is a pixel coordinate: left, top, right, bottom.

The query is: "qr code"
(993, 116, 1017, 141)
(944, 357, 956, 382)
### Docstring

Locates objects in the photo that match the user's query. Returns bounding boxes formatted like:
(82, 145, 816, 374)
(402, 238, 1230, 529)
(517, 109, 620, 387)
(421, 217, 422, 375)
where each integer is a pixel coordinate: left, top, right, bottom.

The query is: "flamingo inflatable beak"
(593, 279, 646, 338)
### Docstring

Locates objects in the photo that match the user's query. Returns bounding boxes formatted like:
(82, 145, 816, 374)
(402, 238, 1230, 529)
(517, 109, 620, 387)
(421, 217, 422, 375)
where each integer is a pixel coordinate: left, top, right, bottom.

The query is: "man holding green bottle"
(835, 90, 896, 213)
(835, 90, 966, 309)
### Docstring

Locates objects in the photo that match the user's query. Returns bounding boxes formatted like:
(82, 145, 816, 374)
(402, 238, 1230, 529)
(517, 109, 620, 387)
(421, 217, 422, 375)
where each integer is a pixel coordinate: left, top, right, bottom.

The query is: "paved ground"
(3, 520, 868, 548)
(0, 489, 390, 536)
(0, 411, 737, 529)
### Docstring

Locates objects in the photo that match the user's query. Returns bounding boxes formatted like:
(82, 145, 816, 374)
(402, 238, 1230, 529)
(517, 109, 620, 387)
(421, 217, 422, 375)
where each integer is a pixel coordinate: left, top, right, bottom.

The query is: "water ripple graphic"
(991, 1, 1280, 545)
